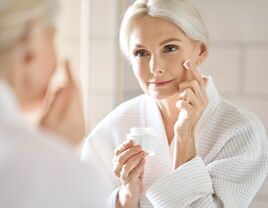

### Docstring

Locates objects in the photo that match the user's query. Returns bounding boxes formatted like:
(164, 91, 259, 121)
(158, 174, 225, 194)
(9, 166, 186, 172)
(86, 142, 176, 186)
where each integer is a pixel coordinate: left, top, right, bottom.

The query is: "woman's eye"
(164, 45, 178, 53)
(134, 49, 149, 57)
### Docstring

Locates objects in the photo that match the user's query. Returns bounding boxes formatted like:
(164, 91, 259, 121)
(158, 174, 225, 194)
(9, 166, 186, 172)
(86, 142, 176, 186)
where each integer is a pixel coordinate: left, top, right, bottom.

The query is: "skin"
(113, 16, 208, 208)
(0, 21, 85, 146)
(2, 25, 57, 111)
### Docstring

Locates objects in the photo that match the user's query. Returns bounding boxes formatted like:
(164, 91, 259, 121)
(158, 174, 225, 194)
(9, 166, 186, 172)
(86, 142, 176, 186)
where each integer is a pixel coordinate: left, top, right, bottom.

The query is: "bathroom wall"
(85, 0, 122, 128)
(56, 0, 81, 78)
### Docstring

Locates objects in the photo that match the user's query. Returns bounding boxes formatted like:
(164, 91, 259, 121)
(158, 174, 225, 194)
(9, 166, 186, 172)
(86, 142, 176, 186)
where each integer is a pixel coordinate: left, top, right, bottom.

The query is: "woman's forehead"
(129, 16, 187, 47)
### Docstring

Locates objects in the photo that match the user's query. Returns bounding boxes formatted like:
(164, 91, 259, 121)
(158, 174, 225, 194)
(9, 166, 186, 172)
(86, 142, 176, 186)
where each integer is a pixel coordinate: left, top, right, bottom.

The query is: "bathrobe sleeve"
(146, 120, 268, 208)
(81, 128, 123, 208)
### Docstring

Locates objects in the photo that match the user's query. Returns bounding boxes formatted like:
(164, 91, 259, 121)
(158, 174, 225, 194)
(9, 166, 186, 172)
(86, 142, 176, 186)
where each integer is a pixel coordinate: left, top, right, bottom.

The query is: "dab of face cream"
(183, 59, 192, 70)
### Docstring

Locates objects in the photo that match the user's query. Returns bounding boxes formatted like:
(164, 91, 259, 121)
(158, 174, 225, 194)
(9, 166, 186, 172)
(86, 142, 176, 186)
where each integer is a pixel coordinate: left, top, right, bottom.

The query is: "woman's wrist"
(116, 186, 139, 208)
(173, 134, 197, 169)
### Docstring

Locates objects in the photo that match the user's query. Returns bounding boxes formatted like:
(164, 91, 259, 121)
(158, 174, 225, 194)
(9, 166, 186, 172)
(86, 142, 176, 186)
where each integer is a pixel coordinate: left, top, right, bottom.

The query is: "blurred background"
(56, 0, 268, 207)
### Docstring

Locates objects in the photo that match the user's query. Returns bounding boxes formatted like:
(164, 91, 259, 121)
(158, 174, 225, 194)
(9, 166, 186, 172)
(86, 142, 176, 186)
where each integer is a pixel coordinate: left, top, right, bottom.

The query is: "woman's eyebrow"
(159, 38, 182, 46)
(134, 44, 146, 48)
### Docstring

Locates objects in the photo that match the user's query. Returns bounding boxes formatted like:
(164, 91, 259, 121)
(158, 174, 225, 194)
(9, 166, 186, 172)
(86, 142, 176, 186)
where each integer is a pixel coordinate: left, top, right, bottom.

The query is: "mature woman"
(82, 0, 268, 207)
(0, 0, 106, 207)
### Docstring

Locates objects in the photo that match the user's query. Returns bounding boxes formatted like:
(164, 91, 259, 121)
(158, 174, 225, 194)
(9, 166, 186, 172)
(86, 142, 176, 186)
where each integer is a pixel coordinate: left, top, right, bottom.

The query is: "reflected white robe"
(81, 77, 268, 208)
(0, 81, 108, 208)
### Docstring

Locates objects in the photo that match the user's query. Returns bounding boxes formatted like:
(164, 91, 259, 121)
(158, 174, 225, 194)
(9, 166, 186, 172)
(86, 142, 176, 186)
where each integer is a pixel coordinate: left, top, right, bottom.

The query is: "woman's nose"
(149, 56, 164, 74)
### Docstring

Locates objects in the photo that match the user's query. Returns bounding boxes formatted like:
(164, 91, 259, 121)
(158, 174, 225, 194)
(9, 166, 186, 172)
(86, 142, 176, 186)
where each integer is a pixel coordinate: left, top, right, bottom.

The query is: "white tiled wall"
(190, 0, 268, 42)
(86, 0, 122, 128)
(56, 0, 80, 75)
(244, 48, 268, 94)
(201, 46, 241, 93)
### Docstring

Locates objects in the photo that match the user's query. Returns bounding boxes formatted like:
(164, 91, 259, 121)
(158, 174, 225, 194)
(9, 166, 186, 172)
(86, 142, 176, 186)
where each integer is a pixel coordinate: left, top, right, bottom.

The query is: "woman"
(81, 0, 268, 207)
(0, 0, 107, 207)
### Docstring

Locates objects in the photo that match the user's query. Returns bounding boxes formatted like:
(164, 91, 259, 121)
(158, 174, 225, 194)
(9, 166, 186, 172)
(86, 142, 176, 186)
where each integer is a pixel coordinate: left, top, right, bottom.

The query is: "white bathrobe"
(0, 81, 108, 208)
(81, 77, 268, 208)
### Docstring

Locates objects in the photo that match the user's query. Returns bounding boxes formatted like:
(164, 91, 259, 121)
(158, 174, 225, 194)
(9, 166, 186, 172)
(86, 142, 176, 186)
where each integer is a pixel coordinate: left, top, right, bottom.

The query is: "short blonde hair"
(120, 0, 209, 58)
(0, 0, 59, 54)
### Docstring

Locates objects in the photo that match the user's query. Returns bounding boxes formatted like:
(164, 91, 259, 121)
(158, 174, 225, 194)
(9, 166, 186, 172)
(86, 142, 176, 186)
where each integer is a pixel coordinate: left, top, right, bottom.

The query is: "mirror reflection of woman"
(82, 0, 268, 207)
(0, 0, 107, 207)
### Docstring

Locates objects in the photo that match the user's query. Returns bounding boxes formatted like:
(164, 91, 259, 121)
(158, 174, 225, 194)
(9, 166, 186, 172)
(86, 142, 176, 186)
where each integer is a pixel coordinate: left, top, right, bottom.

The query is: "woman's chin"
(147, 90, 179, 100)
(21, 94, 46, 113)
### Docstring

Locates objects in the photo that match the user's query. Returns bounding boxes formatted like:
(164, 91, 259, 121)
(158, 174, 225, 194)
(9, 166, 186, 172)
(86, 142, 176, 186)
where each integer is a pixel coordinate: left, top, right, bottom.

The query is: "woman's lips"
(149, 79, 175, 87)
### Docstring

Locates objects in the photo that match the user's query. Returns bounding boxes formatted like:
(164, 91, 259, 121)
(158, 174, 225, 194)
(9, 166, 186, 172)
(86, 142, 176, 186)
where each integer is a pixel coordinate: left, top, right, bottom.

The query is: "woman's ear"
(196, 42, 208, 65)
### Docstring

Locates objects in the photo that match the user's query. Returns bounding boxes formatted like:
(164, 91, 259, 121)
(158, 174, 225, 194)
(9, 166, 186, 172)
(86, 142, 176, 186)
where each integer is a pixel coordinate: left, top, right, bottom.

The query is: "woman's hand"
(39, 60, 86, 147)
(173, 65, 208, 168)
(113, 139, 146, 208)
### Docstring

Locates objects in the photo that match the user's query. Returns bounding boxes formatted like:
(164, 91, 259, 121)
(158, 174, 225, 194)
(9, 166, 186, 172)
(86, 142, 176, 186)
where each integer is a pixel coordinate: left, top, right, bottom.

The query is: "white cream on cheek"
(183, 59, 192, 70)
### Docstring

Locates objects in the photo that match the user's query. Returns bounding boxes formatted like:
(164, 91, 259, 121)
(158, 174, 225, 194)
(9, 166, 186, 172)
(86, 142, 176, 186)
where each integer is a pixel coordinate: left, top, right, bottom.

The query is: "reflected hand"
(39, 60, 86, 146)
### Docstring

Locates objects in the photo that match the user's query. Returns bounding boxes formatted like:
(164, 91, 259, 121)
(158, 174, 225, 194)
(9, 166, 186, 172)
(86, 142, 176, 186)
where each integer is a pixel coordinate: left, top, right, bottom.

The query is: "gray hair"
(120, 0, 209, 58)
(0, 0, 59, 54)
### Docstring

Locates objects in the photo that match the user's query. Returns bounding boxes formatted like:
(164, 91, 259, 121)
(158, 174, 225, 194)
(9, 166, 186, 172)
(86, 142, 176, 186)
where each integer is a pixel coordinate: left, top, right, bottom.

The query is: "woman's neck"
(156, 93, 180, 145)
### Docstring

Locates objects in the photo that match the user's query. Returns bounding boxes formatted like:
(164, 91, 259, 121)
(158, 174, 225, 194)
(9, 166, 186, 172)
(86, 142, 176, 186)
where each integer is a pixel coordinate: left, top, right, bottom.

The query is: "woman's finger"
(119, 151, 145, 180)
(131, 158, 145, 181)
(114, 139, 134, 156)
(183, 60, 204, 89)
(176, 99, 195, 117)
(179, 80, 207, 105)
(64, 60, 75, 85)
(178, 88, 199, 107)
(191, 79, 208, 104)
(40, 87, 70, 128)
(117, 145, 143, 164)
(194, 79, 209, 105)
(113, 145, 143, 177)
(189, 69, 205, 90)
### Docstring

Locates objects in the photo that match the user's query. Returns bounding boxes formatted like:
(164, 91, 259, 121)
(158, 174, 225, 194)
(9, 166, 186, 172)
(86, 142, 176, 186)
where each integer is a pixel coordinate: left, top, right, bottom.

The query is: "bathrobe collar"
(144, 76, 221, 174)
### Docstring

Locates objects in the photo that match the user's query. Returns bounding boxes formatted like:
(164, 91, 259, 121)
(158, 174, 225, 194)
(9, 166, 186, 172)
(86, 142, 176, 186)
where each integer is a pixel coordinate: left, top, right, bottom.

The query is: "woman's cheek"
(132, 60, 147, 78)
(163, 54, 189, 85)
(165, 54, 184, 74)
(131, 62, 141, 78)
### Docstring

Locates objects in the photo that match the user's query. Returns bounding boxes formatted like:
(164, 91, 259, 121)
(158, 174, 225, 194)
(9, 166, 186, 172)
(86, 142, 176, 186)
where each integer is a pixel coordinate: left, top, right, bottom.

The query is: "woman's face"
(21, 25, 57, 110)
(129, 16, 207, 100)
